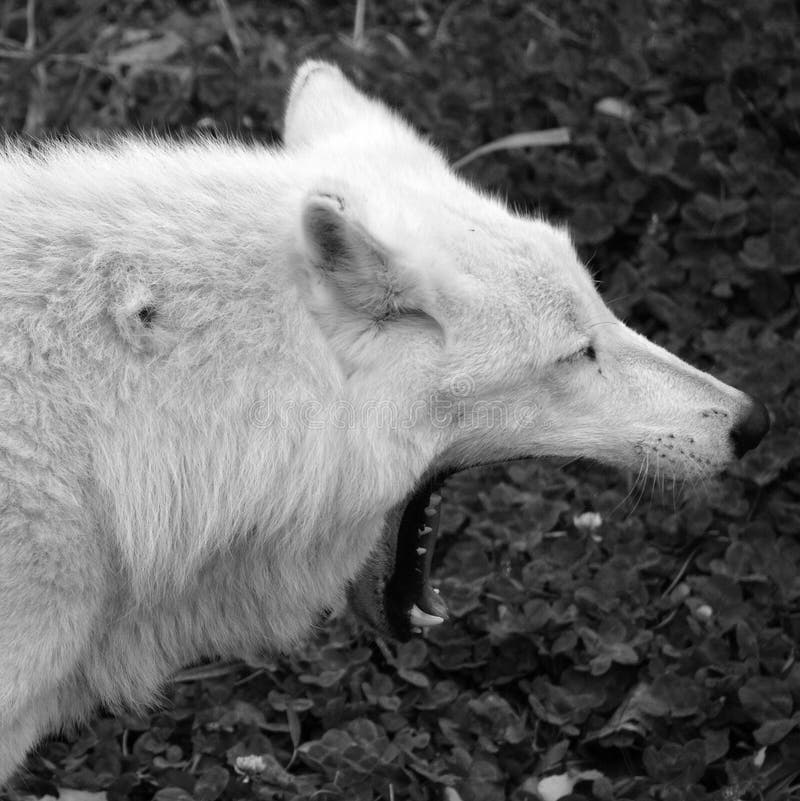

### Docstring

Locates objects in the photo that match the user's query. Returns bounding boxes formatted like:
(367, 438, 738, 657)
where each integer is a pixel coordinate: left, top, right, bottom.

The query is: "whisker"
(650, 465, 658, 506)
(653, 459, 664, 504)
(671, 475, 679, 515)
(603, 292, 635, 306)
(628, 452, 650, 517)
(613, 458, 643, 517)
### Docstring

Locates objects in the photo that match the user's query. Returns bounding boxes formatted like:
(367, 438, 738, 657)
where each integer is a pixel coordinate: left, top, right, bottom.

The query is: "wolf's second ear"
(284, 60, 378, 148)
(298, 192, 438, 327)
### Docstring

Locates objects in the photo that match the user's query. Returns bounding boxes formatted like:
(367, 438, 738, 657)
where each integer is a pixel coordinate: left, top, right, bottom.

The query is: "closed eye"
(559, 343, 596, 363)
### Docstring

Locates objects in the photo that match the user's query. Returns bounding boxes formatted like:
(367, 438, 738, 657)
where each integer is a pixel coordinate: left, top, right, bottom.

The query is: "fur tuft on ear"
(284, 60, 405, 150)
(298, 192, 436, 327)
(284, 62, 354, 149)
(288, 60, 345, 103)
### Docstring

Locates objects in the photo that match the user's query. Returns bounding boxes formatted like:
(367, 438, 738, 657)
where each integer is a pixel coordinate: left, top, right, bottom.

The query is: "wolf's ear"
(298, 191, 437, 327)
(284, 60, 381, 148)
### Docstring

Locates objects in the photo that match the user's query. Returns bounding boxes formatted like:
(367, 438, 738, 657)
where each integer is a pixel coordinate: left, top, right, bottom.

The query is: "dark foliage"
(1, 1, 798, 799)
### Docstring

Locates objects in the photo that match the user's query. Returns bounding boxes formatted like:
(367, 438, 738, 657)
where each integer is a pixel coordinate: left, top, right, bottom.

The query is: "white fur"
(0, 62, 759, 781)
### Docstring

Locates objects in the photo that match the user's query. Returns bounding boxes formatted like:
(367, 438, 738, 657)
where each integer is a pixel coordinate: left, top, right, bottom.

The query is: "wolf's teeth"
(409, 604, 444, 628)
(416, 547, 427, 555)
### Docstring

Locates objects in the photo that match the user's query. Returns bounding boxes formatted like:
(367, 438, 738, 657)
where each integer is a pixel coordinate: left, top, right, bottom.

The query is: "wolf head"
(283, 61, 769, 638)
(284, 61, 767, 479)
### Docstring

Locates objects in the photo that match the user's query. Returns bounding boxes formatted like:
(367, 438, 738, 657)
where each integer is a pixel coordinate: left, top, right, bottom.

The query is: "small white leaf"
(536, 772, 576, 801)
(573, 511, 603, 532)
(595, 97, 635, 121)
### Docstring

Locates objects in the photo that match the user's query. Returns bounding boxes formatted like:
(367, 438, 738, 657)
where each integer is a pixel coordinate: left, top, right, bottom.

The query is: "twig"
(453, 128, 570, 170)
(23, 0, 47, 136)
(352, 0, 366, 50)
(214, 0, 244, 64)
(24, 0, 35, 52)
(172, 659, 244, 682)
(526, 5, 590, 45)
(660, 546, 699, 598)
(9, 0, 104, 82)
(434, 0, 464, 45)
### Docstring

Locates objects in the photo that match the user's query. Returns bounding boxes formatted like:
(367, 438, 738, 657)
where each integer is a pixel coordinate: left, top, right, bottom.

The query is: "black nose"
(730, 398, 770, 458)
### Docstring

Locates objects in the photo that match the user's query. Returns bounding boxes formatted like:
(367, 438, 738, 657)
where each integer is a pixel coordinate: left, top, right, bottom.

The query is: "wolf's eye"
(561, 343, 596, 363)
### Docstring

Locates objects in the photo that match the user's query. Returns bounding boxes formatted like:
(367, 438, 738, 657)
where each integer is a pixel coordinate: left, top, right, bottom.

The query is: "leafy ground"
(1, 1, 799, 799)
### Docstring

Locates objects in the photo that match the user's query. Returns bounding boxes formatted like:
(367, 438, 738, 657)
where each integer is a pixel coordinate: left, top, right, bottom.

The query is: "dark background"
(1, 1, 798, 799)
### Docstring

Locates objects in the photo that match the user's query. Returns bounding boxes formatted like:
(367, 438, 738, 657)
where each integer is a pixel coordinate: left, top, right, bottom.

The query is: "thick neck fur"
(0, 138, 435, 611)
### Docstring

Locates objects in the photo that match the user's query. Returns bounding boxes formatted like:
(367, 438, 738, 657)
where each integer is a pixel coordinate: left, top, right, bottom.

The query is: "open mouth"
(348, 472, 452, 641)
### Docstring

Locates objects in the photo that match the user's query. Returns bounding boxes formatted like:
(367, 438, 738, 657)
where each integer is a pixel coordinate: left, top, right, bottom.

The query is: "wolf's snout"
(730, 397, 770, 457)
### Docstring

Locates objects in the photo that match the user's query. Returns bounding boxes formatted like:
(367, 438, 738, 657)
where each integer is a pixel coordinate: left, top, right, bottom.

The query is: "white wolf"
(0, 61, 768, 783)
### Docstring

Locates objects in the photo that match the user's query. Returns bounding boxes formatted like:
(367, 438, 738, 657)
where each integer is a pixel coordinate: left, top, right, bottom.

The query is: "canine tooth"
(424, 506, 438, 517)
(432, 587, 440, 594)
(416, 547, 427, 555)
(409, 604, 444, 627)
(418, 525, 432, 537)
(429, 493, 442, 507)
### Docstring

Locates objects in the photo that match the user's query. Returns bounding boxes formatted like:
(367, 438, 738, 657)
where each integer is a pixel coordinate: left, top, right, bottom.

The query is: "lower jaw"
(348, 470, 452, 641)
